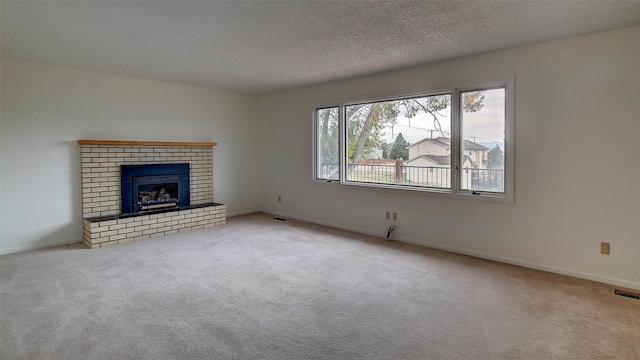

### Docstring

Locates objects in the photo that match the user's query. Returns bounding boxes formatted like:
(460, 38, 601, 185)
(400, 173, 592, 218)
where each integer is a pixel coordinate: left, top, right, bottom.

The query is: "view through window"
(314, 78, 511, 199)
(345, 94, 452, 188)
(460, 88, 505, 192)
(316, 107, 339, 180)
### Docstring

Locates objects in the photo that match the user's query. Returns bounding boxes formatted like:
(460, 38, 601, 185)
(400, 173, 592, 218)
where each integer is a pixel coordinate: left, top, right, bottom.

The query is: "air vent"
(273, 217, 287, 221)
(613, 289, 640, 301)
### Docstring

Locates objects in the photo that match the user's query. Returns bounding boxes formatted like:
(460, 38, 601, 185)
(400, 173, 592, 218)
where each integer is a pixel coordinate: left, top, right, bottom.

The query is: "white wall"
(259, 26, 640, 290)
(2, 27, 638, 289)
(1, 59, 260, 254)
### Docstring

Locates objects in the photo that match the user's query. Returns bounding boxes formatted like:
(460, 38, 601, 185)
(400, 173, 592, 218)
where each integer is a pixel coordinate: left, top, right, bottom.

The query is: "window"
(315, 107, 339, 181)
(313, 77, 513, 202)
(345, 93, 452, 188)
(460, 88, 506, 193)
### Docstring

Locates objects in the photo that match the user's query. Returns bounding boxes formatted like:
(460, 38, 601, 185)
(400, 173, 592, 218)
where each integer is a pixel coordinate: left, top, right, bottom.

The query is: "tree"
(318, 108, 339, 165)
(487, 145, 504, 168)
(389, 133, 409, 160)
(401, 91, 484, 132)
(347, 92, 485, 165)
(347, 102, 398, 164)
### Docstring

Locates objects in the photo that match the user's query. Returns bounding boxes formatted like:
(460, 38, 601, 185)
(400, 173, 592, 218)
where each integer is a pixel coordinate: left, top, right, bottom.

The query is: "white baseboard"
(0, 208, 257, 256)
(5, 209, 638, 291)
(0, 237, 83, 256)
(261, 209, 640, 291)
(227, 208, 262, 218)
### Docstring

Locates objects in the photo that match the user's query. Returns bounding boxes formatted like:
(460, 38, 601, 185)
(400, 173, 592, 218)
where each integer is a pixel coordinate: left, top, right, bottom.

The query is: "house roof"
(409, 137, 489, 151)
(409, 137, 450, 149)
(407, 154, 476, 167)
(2, 1, 639, 95)
(462, 140, 490, 151)
(407, 155, 451, 166)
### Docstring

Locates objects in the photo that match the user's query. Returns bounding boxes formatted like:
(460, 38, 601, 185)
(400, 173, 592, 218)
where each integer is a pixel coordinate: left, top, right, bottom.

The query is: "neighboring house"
(409, 137, 448, 157)
(460, 140, 491, 169)
(405, 137, 489, 187)
(407, 137, 489, 168)
(405, 154, 450, 167)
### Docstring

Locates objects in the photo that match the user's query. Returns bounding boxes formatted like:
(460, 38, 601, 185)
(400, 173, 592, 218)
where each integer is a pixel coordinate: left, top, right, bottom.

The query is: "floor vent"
(273, 217, 287, 221)
(613, 289, 640, 301)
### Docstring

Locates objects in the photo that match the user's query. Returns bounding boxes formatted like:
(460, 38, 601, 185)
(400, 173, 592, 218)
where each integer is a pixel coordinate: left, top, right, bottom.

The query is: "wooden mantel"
(78, 140, 217, 147)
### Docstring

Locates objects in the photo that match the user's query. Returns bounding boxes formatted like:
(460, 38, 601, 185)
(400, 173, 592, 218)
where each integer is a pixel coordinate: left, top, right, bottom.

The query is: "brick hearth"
(78, 140, 225, 248)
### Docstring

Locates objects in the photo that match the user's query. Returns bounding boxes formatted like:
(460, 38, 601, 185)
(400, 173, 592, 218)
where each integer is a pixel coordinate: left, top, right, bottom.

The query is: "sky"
(382, 88, 505, 147)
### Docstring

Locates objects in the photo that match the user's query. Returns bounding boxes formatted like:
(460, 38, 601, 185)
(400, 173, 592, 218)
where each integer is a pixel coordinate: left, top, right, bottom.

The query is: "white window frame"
(313, 105, 342, 183)
(312, 76, 514, 203)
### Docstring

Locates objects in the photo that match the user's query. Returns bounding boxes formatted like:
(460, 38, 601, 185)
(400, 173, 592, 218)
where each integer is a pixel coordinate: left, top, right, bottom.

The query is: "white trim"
(227, 208, 262, 218)
(0, 237, 83, 255)
(312, 105, 341, 182)
(263, 209, 640, 291)
(311, 106, 320, 182)
(7, 209, 638, 291)
(451, 86, 461, 196)
(339, 104, 346, 183)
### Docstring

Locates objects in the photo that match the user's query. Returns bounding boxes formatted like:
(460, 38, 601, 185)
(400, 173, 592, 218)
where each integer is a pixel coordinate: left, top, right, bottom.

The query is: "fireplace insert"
(121, 163, 190, 214)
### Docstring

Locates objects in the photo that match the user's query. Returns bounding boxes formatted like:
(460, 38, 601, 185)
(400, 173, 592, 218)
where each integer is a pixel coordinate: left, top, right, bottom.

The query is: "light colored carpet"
(1, 212, 638, 359)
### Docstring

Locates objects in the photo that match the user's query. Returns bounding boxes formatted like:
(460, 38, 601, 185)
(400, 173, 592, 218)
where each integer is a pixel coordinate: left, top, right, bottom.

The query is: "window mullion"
(450, 89, 461, 194)
(339, 105, 346, 184)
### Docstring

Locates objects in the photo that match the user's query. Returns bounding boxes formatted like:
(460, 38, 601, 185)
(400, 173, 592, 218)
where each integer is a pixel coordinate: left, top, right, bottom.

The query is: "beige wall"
(259, 26, 640, 289)
(0, 59, 260, 253)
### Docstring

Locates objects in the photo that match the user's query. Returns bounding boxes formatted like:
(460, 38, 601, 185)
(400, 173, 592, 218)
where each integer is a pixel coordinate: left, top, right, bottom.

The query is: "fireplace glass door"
(121, 163, 190, 214)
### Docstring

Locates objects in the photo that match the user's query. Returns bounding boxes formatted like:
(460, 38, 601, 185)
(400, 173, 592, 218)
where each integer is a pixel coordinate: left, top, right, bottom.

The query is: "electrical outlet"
(393, 212, 398, 221)
(278, 196, 281, 202)
(600, 242, 610, 255)
(385, 211, 390, 220)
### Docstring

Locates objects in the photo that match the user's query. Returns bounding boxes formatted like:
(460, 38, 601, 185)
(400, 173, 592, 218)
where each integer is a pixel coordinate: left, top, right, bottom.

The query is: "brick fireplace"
(78, 140, 226, 248)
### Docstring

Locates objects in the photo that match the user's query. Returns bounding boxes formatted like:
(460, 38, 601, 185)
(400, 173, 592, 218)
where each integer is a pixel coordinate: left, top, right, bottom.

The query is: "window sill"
(312, 179, 513, 204)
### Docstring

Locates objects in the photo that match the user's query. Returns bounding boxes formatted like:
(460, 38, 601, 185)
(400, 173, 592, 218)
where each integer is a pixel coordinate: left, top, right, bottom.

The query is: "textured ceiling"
(2, 1, 640, 95)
